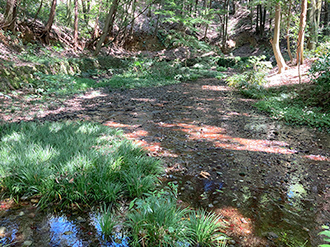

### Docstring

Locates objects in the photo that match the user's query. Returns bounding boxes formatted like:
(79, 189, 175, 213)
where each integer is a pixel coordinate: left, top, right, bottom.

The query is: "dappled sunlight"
(303, 154, 330, 161)
(158, 122, 297, 154)
(104, 121, 140, 129)
(215, 206, 268, 246)
(104, 121, 164, 153)
(131, 97, 156, 103)
(202, 85, 231, 91)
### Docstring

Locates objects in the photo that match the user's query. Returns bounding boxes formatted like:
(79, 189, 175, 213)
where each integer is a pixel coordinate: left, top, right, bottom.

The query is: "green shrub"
(226, 56, 272, 90)
(126, 189, 188, 246)
(319, 225, 330, 247)
(309, 51, 330, 108)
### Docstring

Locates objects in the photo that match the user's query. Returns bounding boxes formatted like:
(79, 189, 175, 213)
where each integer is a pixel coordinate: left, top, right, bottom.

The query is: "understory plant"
(125, 186, 228, 247)
(319, 225, 330, 247)
(226, 55, 272, 90)
(0, 121, 163, 208)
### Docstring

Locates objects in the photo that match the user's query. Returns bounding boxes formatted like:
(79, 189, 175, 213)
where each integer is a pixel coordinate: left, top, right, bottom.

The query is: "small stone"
(19, 211, 25, 216)
(208, 204, 214, 208)
(23, 240, 33, 246)
(77, 216, 86, 223)
(31, 199, 39, 204)
(63, 231, 74, 235)
(267, 232, 279, 239)
(216, 171, 222, 176)
(0, 226, 6, 236)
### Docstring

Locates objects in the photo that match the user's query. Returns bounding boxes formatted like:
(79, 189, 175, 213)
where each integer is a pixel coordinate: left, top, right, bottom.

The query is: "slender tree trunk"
(297, 0, 307, 64)
(94, 0, 119, 55)
(2, 0, 18, 31)
(129, 0, 136, 36)
(256, 4, 260, 34)
(286, 0, 293, 63)
(261, 7, 266, 36)
(33, 0, 43, 23)
(222, 0, 229, 50)
(43, 0, 57, 44)
(74, 0, 78, 50)
(323, 0, 329, 35)
(44, 0, 57, 32)
(307, 0, 321, 50)
(271, 2, 289, 74)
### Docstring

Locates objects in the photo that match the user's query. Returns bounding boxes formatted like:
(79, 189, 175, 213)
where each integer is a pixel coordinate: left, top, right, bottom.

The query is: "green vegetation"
(97, 185, 228, 246)
(0, 121, 229, 246)
(225, 50, 330, 131)
(319, 225, 330, 247)
(0, 121, 162, 208)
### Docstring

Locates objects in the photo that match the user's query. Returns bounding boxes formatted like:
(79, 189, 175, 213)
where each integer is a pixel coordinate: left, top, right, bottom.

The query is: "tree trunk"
(307, 0, 321, 50)
(256, 4, 260, 34)
(286, 0, 293, 63)
(94, 0, 119, 55)
(297, 0, 307, 64)
(74, 0, 78, 50)
(81, 0, 90, 25)
(271, 2, 288, 74)
(2, 0, 18, 31)
(222, 0, 229, 50)
(44, 0, 57, 32)
(323, 0, 329, 35)
(33, 0, 43, 23)
(261, 7, 266, 36)
(43, 0, 57, 44)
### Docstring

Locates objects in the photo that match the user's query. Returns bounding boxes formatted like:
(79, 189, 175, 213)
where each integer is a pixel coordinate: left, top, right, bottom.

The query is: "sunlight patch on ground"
(202, 85, 231, 91)
(103, 121, 140, 129)
(303, 154, 330, 161)
(80, 91, 107, 99)
(131, 98, 156, 102)
(215, 206, 268, 246)
(158, 122, 297, 154)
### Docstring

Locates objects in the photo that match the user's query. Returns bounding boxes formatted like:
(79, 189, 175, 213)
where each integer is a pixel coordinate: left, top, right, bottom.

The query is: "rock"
(266, 232, 279, 239)
(19, 211, 25, 216)
(208, 204, 214, 208)
(23, 240, 33, 246)
(63, 231, 74, 235)
(77, 216, 86, 223)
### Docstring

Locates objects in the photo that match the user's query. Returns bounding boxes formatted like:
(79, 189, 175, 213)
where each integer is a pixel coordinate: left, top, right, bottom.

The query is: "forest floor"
(0, 63, 329, 246)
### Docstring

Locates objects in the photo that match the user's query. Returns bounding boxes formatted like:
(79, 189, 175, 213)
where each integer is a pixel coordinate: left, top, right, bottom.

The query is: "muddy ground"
(0, 78, 329, 246)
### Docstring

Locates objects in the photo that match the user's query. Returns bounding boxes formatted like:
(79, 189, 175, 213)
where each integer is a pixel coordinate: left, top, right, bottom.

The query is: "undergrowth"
(225, 51, 330, 131)
(0, 121, 163, 208)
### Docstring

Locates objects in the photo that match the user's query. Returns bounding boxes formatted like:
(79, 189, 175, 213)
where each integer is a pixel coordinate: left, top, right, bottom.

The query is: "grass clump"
(0, 121, 163, 208)
(123, 184, 228, 247)
(319, 225, 330, 247)
(186, 209, 227, 247)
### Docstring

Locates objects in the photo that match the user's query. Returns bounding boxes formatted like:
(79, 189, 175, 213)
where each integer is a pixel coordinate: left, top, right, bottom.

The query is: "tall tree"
(43, 0, 57, 44)
(307, 0, 322, 50)
(2, 0, 18, 31)
(296, 0, 307, 65)
(94, 0, 120, 55)
(74, 0, 79, 50)
(270, 1, 288, 73)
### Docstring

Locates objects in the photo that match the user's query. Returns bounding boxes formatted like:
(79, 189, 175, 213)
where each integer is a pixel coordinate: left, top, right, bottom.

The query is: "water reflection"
(49, 215, 84, 247)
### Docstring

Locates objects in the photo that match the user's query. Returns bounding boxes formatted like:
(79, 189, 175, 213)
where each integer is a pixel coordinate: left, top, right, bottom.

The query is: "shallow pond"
(1, 79, 329, 246)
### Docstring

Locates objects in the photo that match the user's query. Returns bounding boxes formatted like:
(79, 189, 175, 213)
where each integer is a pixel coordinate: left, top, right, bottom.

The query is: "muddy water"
(1, 79, 329, 246)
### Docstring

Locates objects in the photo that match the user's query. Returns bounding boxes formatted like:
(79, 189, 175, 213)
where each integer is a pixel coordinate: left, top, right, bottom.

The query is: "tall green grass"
(0, 121, 163, 208)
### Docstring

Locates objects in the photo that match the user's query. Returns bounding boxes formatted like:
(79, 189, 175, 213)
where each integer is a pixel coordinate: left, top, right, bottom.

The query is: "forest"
(0, 0, 330, 246)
